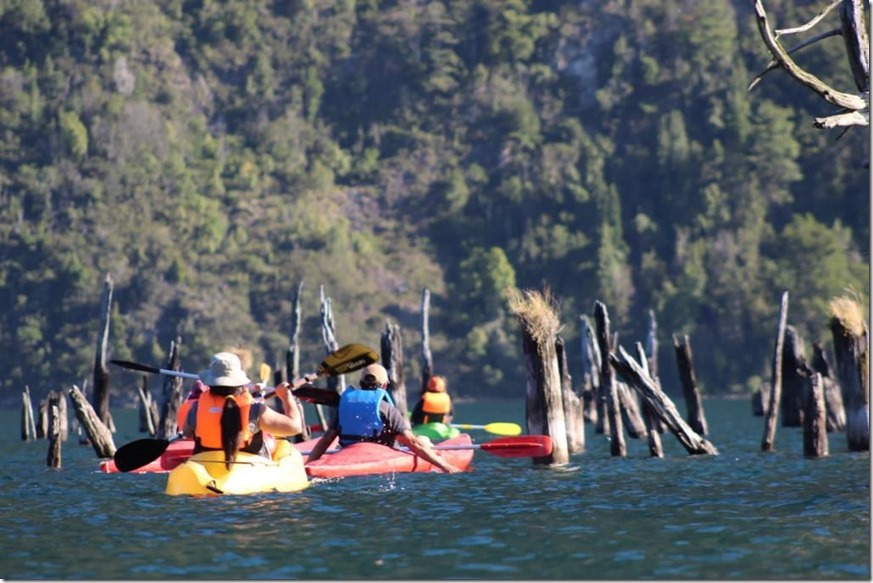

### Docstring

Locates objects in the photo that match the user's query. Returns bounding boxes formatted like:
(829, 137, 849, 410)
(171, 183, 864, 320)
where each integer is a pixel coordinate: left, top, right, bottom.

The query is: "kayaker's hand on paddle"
(398, 431, 462, 474)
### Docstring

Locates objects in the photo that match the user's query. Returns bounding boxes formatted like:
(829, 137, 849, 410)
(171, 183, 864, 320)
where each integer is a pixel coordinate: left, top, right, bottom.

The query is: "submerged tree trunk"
(420, 288, 434, 396)
(594, 301, 625, 457)
(557, 335, 585, 454)
(69, 385, 115, 458)
(611, 347, 718, 455)
(762, 292, 789, 451)
(92, 273, 115, 431)
(635, 342, 663, 458)
(811, 340, 846, 432)
(382, 321, 408, 416)
(803, 373, 829, 458)
(830, 300, 869, 451)
(673, 334, 709, 436)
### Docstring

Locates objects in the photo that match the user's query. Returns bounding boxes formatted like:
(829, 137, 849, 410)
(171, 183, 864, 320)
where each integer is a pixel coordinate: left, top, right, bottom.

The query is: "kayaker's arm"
(305, 427, 339, 463)
(259, 381, 308, 437)
(396, 430, 461, 474)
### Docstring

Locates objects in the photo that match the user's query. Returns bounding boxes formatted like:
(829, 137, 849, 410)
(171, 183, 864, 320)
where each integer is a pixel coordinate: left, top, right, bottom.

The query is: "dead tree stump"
(673, 334, 709, 436)
(46, 391, 62, 468)
(635, 342, 663, 458)
(69, 385, 115, 458)
(594, 301, 625, 457)
(287, 280, 313, 440)
(21, 386, 36, 441)
(382, 321, 408, 416)
(617, 383, 646, 439)
(830, 298, 869, 452)
(157, 338, 184, 440)
(509, 288, 569, 466)
(612, 346, 718, 455)
(92, 273, 115, 430)
(803, 373, 829, 458)
(579, 315, 600, 426)
(420, 288, 434, 395)
(781, 325, 812, 427)
(812, 341, 846, 432)
(557, 335, 585, 454)
(762, 291, 789, 451)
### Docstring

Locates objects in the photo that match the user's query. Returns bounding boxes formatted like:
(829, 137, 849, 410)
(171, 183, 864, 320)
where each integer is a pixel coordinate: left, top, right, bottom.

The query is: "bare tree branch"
(751, 0, 869, 129)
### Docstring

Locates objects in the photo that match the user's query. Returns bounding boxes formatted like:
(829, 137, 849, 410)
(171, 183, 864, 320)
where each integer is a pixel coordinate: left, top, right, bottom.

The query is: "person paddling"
(181, 352, 309, 468)
(410, 375, 454, 426)
(304, 363, 461, 473)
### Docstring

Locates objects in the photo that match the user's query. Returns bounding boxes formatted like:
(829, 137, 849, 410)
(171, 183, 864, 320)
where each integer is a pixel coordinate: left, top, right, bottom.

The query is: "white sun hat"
(199, 352, 252, 387)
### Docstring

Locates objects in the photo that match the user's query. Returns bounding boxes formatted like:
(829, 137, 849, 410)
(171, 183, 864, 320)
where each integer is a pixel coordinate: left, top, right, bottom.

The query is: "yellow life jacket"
(421, 391, 452, 424)
(195, 391, 254, 450)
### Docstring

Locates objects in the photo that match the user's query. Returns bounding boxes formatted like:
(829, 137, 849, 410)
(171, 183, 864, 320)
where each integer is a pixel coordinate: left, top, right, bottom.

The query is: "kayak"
(99, 439, 194, 474)
(411, 422, 461, 441)
(304, 434, 474, 478)
(165, 443, 308, 496)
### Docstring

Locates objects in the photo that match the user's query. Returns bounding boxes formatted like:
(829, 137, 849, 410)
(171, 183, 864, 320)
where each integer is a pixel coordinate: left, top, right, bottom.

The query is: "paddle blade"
(293, 386, 340, 407)
(478, 435, 552, 458)
(452, 422, 522, 436)
(259, 363, 272, 384)
(317, 344, 378, 377)
(110, 359, 157, 374)
(113, 438, 171, 472)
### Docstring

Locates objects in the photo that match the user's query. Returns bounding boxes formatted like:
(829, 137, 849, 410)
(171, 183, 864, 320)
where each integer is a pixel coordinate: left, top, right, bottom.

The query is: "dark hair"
(213, 386, 244, 469)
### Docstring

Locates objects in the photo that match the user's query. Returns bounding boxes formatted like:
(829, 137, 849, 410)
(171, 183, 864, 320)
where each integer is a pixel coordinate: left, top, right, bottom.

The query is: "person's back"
(411, 375, 454, 426)
(305, 363, 461, 473)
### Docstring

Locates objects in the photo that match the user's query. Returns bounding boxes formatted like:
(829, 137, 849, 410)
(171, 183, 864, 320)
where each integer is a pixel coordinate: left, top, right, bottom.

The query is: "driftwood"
(611, 346, 719, 455)
(803, 373, 829, 457)
(510, 288, 568, 465)
(92, 273, 114, 429)
(751, 0, 869, 130)
(635, 342, 663, 458)
(46, 391, 62, 468)
(420, 288, 434, 395)
(830, 300, 869, 451)
(811, 341, 847, 432)
(762, 291, 789, 451)
(69, 385, 115, 458)
(594, 301, 625, 456)
(37, 398, 47, 438)
(557, 335, 585, 454)
(382, 321, 408, 416)
(673, 334, 709, 436)
(21, 386, 36, 441)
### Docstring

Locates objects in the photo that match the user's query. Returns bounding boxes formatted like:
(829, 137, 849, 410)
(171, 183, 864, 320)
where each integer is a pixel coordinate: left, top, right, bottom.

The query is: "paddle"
(111, 344, 379, 472)
(301, 435, 553, 459)
(450, 422, 522, 436)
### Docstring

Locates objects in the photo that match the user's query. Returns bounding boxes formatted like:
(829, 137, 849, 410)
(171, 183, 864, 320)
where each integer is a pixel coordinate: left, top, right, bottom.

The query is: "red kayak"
(99, 438, 194, 473)
(302, 434, 475, 478)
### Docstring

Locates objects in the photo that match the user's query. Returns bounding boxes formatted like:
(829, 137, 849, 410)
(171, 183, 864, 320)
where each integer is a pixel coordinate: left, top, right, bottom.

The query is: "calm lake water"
(1, 398, 869, 580)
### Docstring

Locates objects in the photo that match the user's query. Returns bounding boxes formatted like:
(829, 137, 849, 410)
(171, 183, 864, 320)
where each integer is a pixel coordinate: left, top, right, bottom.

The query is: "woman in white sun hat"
(181, 351, 311, 468)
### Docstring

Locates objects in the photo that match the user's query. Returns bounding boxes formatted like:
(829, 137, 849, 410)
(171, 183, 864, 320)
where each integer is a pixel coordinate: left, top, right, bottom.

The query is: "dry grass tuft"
(506, 286, 561, 345)
(829, 292, 867, 337)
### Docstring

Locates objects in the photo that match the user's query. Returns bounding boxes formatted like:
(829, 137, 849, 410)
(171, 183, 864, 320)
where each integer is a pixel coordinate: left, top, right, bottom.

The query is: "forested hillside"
(0, 0, 868, 405)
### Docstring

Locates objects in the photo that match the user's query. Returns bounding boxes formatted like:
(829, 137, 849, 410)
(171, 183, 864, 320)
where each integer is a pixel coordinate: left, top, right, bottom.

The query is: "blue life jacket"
(338, 387, 394, 446)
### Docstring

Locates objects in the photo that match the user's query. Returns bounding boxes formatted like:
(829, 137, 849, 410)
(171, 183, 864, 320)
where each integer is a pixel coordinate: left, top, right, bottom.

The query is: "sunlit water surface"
(1, 399, 868, 579)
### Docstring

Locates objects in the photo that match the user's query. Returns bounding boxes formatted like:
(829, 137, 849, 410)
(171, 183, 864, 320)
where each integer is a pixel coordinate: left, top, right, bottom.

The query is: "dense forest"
(0, 0, 868, 407)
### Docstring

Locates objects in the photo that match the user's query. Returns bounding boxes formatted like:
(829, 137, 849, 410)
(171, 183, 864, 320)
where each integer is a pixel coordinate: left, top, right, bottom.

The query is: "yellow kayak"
(165, 442, 308, 496)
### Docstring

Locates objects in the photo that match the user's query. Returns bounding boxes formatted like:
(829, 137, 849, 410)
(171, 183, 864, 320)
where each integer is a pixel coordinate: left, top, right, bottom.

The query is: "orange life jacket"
(420, 391, 452, 423)
(177, 400, 194, 433)
(195, 391, 254, 450)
